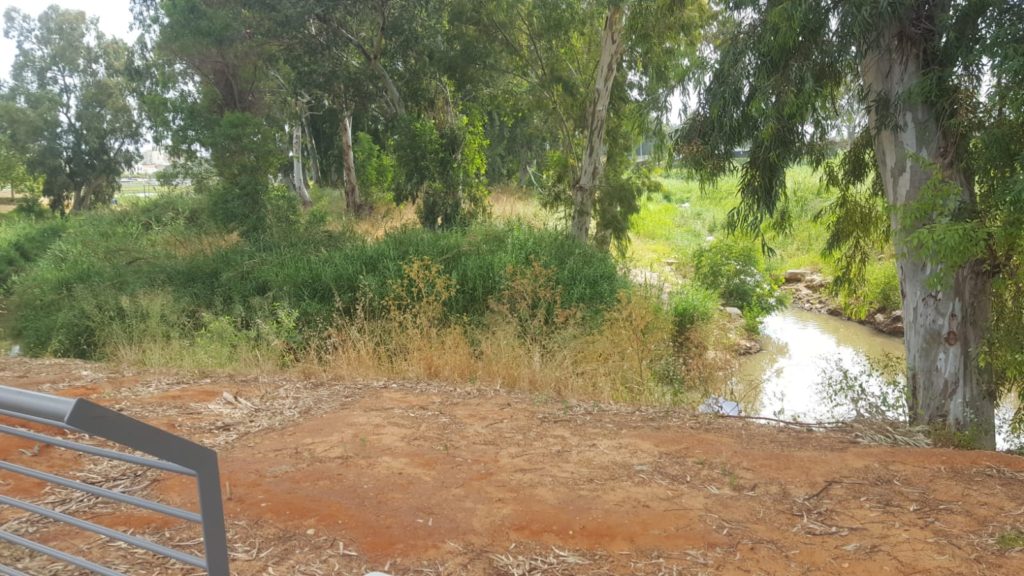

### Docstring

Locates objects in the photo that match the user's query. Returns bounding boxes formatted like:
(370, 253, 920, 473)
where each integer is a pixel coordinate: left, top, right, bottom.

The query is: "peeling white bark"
(292, 124, 313, 210)
(341, 112, 361, 213)
(303, 111, 321, 186)
(571, 6, 625, 243)
(862, 27, 994, 448)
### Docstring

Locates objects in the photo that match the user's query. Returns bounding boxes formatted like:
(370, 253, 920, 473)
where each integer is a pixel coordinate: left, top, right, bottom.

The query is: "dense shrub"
(391, 113, 490, 229)
(0, 215, 66, 288)
(840, 260, 902, 319)
(352, 132, 395, 205)
(6, 196, 623, 359)
(693, 238, 784, 326)
(206, 112, 289, 237)
(669, 283, 718, 336)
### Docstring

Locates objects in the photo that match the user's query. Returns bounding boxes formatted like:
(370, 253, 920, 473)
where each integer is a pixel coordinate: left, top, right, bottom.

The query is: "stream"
(725, 308, 1022, 451)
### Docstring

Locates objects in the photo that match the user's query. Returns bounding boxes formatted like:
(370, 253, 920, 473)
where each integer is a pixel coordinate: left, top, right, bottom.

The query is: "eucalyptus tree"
(131, 0, 287, 234)
(676, 0, 1024, 447)
(1, 6, 142, 214)
(0, 135, 37, 199)
(247, 0, 422, 214)
(469, 0, 706, 248)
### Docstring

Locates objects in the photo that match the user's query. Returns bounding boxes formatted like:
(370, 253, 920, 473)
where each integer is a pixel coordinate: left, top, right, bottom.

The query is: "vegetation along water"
(1, 0, 1023, 457)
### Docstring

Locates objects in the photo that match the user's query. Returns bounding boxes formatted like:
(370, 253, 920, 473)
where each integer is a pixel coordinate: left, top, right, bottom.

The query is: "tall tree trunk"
(303, 111, 322, 186)
(571, 6, 625, 243)
(341, 112, 361, 213)
(292, 123, 313, 210)
(72, 183, 91, 212)
(862, 27, 995, 449)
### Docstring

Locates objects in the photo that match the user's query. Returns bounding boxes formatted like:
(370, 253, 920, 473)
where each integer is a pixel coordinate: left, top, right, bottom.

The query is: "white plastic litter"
(698, 396, 741, 416)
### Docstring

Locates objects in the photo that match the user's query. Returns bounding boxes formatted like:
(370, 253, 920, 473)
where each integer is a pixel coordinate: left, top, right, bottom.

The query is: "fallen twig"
(803, 479, 870, 501)
(716, 414, 847, 428)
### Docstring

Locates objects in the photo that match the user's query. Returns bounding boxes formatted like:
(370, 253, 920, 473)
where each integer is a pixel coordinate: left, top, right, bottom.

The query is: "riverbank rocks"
(805, 275, 828, 291)
(784, 269, 810, 283)
(723, 306, 743, 317)
(737, 338, 762, 355)
(781, 272, 905, 338)
(879, 310, 904, 336)
(784, 272, 833, 314)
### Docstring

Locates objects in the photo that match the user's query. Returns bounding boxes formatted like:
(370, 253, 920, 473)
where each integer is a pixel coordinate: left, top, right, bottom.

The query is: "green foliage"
(155, 158, 217, 193)
(677, 0, 1024, 433)
(676, 0, 848, 237)
(13, 196, 51, 219)
(817, 355, 909, 422)
(818, 130, 890, 294)
(352, 132, 395, 204)
(900, 167, 993, 290)
(6, 195, 623, 359)
(630, 168, 904, 327)
(206, 112, 291, 237)
(1, 6, 142, 213)
(392, 112, 490, 229)
(459, 0, 706, 243)
(0, 215, 65, 288)
(839, 260, 902, 320)
(693, 238, 785, 324)
(596, 148, 663, 253)
(984, 252, 1024, 434)
(0, 135, 39, 197)
(669, 283, 718, 337)
(996, 530, 1024, 551)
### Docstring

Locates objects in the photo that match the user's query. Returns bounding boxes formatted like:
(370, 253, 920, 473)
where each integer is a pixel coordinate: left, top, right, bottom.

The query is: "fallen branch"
(715, 414, 847, 428)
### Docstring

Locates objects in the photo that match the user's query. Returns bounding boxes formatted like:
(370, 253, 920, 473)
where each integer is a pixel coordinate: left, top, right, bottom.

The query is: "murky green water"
(727, 309, 1022, 451)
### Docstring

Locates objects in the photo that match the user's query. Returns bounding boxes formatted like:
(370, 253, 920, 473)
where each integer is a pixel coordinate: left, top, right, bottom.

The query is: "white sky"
(1, 0, 135, 81)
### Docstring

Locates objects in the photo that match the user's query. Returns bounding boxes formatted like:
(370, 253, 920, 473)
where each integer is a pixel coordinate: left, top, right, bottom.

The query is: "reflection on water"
(729, 309, 1022, 451)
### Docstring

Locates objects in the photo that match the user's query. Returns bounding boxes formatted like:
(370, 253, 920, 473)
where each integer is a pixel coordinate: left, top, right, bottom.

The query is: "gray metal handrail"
(0, 385, 229, 575)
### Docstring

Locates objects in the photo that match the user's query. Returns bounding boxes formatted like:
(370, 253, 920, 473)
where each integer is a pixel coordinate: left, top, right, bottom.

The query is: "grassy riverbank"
(628, 166, 900, 321)
(0, 166, 898, 407)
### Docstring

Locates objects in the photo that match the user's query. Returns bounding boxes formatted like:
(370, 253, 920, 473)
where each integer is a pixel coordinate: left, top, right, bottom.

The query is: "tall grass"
(629, 166, 900, 316)
(0, 215, 66, 288)
(0, 189, 752, 406)
(317, 260, 710, 405)
(6, 195, 624, 360)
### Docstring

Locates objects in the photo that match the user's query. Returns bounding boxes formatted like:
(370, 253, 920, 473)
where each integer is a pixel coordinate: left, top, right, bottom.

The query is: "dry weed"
(487, 185, 551, 226)
(318, 259, 699, 407)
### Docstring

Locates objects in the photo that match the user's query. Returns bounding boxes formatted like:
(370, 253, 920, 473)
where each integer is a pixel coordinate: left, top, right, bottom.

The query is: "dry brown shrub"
(487, 185, 551, 226)
(317, 258, 704, 406)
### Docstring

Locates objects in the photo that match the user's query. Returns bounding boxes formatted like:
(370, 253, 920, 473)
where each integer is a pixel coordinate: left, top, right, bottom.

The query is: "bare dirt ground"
(1, 357, 1023, 575)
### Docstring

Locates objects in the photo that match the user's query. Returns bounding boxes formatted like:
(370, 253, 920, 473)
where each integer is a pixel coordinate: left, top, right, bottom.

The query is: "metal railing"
(0, 385, 229, 575)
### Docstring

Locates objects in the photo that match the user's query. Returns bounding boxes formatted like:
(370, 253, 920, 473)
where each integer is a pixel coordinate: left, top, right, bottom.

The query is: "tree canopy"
(3, 0, 1022, 446)
(1, 6, 142, 213)
(677, 0, 1024, 446)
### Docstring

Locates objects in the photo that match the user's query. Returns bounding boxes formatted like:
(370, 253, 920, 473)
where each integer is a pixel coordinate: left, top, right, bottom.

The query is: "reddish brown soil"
(1, 357, 1023, 575)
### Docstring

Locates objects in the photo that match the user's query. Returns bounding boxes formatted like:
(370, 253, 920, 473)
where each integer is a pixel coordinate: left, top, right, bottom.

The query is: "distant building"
(134, 147, 172, 175)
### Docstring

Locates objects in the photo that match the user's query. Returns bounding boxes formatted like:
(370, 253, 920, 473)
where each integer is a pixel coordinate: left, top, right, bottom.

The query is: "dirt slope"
(0, 358, 1022, 575)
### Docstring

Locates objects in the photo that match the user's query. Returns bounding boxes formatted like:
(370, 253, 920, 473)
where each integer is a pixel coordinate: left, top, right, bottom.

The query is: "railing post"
(0, 385, 230, 575)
